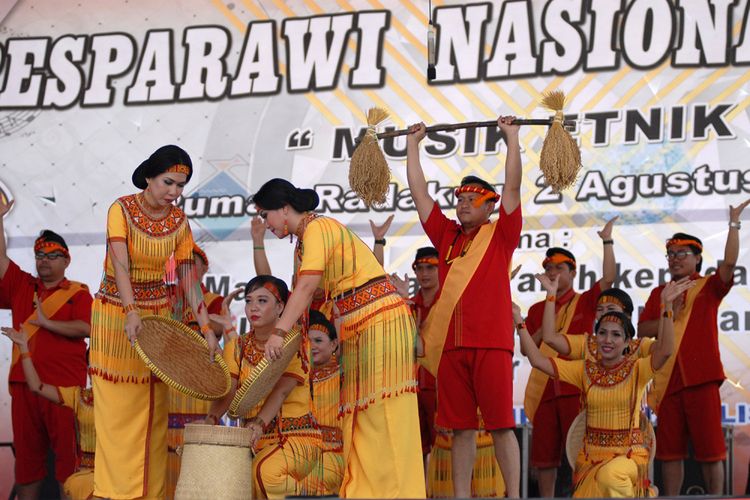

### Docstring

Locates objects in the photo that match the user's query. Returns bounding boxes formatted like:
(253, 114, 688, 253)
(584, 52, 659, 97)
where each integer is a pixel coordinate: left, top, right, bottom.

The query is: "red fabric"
(421, 202, 522, 350)
(529, 395, 581, 467)
(10, 383, 78, 483)
(526, 283, 602, 401)
(412, 289, 437, 452)
(655, 382, 726, 462)
(639, 272, 731, 393)
(0, 260, 91, 386)
(436, 348, 515, 430)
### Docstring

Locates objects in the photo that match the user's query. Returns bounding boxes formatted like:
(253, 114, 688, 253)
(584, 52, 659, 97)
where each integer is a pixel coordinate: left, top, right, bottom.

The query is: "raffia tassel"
(349, 107, 391, 207)
(539, 90, 581, 193)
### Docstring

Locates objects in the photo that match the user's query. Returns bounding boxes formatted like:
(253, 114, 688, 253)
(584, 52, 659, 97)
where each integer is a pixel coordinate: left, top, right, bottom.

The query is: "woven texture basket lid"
(135, 315, 231, 400)
(565, 410, 656, 466)
(229, 326, 302, 418)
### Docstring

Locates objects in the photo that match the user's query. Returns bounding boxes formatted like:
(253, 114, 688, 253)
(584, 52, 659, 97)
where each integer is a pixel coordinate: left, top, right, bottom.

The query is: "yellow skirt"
(253, 433, 324, 499)
(92, 376, 168, 499)
(63, 468, 94, 500)
(573, 444, 651, 498)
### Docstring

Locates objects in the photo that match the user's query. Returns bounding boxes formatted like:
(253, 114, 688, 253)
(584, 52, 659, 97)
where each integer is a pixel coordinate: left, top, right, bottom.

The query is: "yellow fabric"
(418, 222, 495, 376)
(63, 469, 94, 500)
(647, 276, 707, 412)
(340, 394, 425, 498)
(59, 386, 96, 456)
(298, 217, 384, 295)
(310, 360, 344, 494)
(426, 427, 506, 498)
(524, 294, 581, 422)
(92, 376, 168, 500)
(553, 356, 655, 497)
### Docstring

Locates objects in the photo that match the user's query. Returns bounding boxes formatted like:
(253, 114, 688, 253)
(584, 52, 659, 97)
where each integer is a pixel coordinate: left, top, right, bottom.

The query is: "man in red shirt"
(638, 199, 749, 496)
(524, 220, 616, 497)
(405, 116, 522, 497)
(0, 200, 93, 499)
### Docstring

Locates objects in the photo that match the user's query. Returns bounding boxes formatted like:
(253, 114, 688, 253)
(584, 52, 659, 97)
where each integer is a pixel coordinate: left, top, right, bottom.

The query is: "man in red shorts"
(405, 116, 522, 497)
(524, 220, 616, 497)
(638, 199, 749, 495)
(0, 199, 92, 499)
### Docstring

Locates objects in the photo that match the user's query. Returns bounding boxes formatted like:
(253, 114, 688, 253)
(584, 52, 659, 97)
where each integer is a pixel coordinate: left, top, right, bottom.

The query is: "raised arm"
(28, 295, 89, 338)
(513, 302, 556, 377)
(719, 199, 750, 284)
(251, 216, 272, 275)
(369, 214, 394, 267)
(406, 123, 435, 223)
(534, 274, 570, 355)
(0, 198, 13, 279)
(650, 278, 695, 370)
(497, 116, 521, 214)
(1, 327, 61, 403)
(597, 216, 618, 290)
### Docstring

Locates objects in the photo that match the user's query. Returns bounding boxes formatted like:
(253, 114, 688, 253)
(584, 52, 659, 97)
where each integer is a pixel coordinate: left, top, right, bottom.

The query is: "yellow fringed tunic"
(552, 346, 657, 498)
(224, 331, 322, 499)
(310, 358, 345, 495)
(296, 215, 425, 498)
(90, 193, 195, 499)
(58, 386, 96, 500)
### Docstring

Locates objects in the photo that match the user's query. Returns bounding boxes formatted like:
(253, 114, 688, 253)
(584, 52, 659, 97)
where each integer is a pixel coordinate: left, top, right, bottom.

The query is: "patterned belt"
(585, 427, 644, 447)
(334, 276, 397, 315)
(96, 275, 167, 304)
(168, 413, 207, 429)
(243, 413, 318, 435)
(320, 425, 343, 444)
(79, 451, 95, 469)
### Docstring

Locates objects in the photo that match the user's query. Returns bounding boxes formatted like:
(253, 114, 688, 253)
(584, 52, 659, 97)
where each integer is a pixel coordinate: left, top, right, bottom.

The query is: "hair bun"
(294, 188, 319, 212)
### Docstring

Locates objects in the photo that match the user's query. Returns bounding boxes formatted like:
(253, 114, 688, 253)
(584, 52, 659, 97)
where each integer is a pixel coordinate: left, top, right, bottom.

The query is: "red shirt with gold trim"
(421, 201, 522, 351)
(639, 272, 731, 394)
(0, 260, 92, 385)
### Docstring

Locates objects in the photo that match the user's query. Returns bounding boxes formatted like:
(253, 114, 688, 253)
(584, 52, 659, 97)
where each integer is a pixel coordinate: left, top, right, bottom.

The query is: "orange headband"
(666, 238, 702, 252)
(454, 185, 500, 208)
(34, 240, 69, 258)
(309, 323, 331, 336)
(193, 245, 208, 266)
(167, 164, 191, 176)
(599, 314, 624, 328)
(542, 253, 576, 269)
(597, 295, 624, 309)
(412, 257, 439, 270)
(263, 282, 283, 303)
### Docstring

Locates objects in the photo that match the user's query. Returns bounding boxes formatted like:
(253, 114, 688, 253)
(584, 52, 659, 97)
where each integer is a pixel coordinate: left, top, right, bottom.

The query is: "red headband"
(412, 257, 439, 270)
(454, 185, 500, 208)
(193, 245, 208, 266)
(166, 164, 190, 175)
(542, 253, 576, 269)
(263, 282, 283, 303)
(34, 240, 69, 259)
(597, 295, 624, 309)
(666, 238, 702, 252)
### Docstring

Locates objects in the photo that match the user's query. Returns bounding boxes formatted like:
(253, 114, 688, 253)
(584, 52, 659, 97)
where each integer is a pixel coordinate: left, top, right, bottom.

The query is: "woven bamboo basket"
(174, 423, 253, 499)
(135, 315, 231, 400)
(229, 326, 302, 418)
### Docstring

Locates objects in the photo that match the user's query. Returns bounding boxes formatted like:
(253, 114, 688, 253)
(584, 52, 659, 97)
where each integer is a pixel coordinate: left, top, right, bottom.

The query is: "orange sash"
(10, 282, 86, 368)
(647, 276, 707, 413)
(523, 293, 581, 422)
(418, 222, 496, 376)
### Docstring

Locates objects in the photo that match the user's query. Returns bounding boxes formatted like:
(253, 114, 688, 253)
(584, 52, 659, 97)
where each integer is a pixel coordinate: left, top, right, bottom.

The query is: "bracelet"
(662, 309, 673, 319)
(374, 238, 386, 246)
(546, 295, 556, 303)
(602, 239, 614, 245)
(515, 321, 527, 331)
(20, 351, 31, 360)
(224, 327, 236, 336)
(250, 415, 266, 428)
(272, 327, 287, 338)
(729, 221, 742, 230)
(200, 324, 212, 335)
(123, 303, 139, 315)
(253, 245, 265, 250)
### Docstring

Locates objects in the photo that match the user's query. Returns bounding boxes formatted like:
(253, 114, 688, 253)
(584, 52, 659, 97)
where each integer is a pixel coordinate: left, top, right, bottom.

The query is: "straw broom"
(349, 91, 581, 206)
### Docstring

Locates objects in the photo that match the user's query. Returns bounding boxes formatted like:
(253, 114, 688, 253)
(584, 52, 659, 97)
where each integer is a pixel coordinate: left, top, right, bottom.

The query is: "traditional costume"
(310, 357, 345, 495)
(0, 250, 91, 486)
(411, 286, 438, 456)
(223, 330, 322, 499)
(296, 214, 424, 498)
(90, 192, 196, 499)
(58, 386, 96, 500)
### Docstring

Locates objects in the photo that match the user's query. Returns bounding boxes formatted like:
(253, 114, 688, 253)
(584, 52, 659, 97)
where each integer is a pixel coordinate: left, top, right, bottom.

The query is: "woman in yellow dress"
(307, 309, 345, 495)
(514, 279, 686, 498)
(89, 145, 218, 499)
(252, 178, 424, 498)
(205, 275, 322, 499)
(1, 328, 95, 500)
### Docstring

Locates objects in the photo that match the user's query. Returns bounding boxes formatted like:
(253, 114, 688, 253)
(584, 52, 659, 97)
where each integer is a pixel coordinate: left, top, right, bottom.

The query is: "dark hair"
(597, 288, 634, 316)
(595, 311, 635, 340)
(545, 247, 576, 271)
(460, 175, 496, 193)
(244, 275, 289, 304)
(36, 229, 68, 250)
(669, 232, 703, 272)
(414, 247, 439, 260)
(308, 309, 337, 341)
(252, 178, 319, 213)
(132, 145, 193, 189)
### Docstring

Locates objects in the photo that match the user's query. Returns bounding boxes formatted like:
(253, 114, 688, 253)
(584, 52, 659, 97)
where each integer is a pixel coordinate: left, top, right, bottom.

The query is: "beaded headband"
(666, 238, 702, 252)
(166, 164, 191, 176)
(454, 185, 500, 208)
(34, 240, 69, 258)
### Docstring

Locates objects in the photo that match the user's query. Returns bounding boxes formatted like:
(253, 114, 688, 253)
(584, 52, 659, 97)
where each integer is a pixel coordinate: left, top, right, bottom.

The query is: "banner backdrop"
(1, 0, 750, 494)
